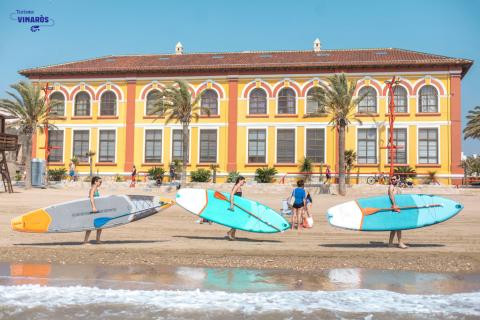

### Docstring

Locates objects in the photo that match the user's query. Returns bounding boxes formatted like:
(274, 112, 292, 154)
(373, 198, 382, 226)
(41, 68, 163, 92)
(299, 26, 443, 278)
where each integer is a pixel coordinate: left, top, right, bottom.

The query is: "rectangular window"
(144, 129, 162, 163)
(306, 128, 325, 163)
(172, 129, 189, 162)
(248, 129, 266, 163)
(418, 128, 438, 164)
(276, 129, 295, 163)
(48, 130, 63, 162)
(387, 128, 407, 164)
(98, 130, 115, 162)
(72, 130, 89, 163)
(357, 128, 377, 164)
(199, 129, 217, 163)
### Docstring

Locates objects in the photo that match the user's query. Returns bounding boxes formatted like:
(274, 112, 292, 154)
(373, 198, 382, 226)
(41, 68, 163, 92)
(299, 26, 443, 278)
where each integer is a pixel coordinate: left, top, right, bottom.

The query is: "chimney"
(313, 38, 321, 52)
(175, 42, 183, 55)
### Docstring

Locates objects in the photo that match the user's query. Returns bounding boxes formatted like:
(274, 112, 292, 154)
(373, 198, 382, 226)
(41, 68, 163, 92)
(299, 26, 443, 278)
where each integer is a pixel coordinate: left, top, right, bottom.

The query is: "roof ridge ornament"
(314, 38, 321, 52)
(175, 42, 183, 55)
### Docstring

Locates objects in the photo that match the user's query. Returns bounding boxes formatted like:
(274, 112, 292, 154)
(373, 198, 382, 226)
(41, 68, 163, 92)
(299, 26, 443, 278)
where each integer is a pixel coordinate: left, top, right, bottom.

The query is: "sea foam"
(0, 284, 479, 317)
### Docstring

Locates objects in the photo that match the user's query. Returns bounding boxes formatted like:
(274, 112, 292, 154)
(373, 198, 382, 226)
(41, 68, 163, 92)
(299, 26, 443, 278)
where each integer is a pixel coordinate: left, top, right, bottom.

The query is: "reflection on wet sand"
(1, 262, 479, 294)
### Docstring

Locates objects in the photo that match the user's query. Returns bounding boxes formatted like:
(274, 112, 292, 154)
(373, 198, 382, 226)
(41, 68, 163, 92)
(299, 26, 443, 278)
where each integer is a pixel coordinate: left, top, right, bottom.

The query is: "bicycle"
(366, 173, 387, 185)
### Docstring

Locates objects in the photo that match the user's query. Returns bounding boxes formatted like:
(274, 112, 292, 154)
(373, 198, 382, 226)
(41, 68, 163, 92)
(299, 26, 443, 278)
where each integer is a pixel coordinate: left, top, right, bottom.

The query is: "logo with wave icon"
(10, 9, 55, 32)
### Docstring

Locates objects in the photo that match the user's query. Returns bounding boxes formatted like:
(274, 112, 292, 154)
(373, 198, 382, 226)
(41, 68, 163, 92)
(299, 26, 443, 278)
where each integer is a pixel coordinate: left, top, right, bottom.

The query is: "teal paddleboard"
(175, 188, 290, 233)
(327, 194, 463, 231)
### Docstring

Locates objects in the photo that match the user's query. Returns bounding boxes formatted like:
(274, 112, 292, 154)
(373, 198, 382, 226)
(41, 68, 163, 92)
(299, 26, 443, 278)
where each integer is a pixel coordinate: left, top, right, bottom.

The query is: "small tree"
(86, 150, 96, 178)
(344, 150, 357, 184)
(298, 157, 313, 182)
(209, 164, 219, 183)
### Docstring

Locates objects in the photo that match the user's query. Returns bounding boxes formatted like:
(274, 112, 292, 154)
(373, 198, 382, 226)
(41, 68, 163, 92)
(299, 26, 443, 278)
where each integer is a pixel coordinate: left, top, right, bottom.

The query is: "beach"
(1, 184, 479, 273)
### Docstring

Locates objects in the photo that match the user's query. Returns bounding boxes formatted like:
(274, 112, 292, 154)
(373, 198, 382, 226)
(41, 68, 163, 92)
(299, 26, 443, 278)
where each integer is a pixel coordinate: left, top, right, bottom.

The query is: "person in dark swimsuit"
(84, 176, 103, 244)
(227, 176, 246, 240)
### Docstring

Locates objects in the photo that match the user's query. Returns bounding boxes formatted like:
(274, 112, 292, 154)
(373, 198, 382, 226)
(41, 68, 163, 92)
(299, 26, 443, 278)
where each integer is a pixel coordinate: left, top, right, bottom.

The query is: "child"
(84, 176, 103, 244)
(289, 180, 307, 230)
(227, 176, 246, 240)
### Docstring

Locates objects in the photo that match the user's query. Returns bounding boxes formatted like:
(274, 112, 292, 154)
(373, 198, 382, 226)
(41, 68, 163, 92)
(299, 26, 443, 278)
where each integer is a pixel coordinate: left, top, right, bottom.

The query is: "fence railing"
(0, 133, 18, 152)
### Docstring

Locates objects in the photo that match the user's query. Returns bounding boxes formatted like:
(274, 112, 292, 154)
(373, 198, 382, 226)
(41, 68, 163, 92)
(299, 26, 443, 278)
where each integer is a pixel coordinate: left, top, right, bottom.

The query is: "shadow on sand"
(173, 235, 282, 243)
(320, 241, 445, 248)
(14, 240, 166, 246)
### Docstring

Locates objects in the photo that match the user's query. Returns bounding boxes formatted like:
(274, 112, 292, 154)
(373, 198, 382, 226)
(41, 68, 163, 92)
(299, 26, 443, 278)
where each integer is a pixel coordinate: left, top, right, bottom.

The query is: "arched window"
(201, 89, 218, 115)
(418, 85, 438, 113)
(100, 91, 117, 116)
(146, 90, 162, 116)
(49, 92, 65, 116)
(249, 88, 267, 114)
(306, 87, 325, 114)
(358, 87, 377, 113)
(74, 91, 90, 116)
(277, 87, 296, 114)
(387, 86, 408, 113)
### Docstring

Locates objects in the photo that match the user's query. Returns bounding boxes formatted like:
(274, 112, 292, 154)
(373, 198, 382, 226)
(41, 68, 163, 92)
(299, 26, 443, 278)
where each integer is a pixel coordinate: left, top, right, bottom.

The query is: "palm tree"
(150, 80, 210, 184)
(0, 81, 57, 188)
(464, 106, 480, 140)
(309, 74, 364, 195)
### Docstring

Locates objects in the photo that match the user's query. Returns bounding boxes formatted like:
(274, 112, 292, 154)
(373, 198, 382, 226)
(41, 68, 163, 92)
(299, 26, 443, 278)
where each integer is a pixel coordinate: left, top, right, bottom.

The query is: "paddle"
(213, 191, 283, 232)
(93, 202, 167, 228)
(361, 204, 443, 216)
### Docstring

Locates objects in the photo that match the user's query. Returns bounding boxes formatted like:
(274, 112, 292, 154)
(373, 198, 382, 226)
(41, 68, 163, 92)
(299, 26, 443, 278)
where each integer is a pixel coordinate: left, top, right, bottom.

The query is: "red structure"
(382, 76, 401, 178)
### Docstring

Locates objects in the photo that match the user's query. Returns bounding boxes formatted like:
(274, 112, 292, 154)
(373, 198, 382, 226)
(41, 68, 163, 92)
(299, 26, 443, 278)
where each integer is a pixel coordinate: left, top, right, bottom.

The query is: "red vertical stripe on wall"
(227, 78, 238, 172)
(124, 80, 136, 172)
(450, 74, 462, 184)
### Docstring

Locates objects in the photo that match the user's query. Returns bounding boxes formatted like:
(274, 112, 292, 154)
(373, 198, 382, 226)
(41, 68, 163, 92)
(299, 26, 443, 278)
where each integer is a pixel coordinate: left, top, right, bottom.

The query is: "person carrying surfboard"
(84, 176, 103, 244)
(227, 176, 246, 240)
(388, 175, 408, 249)
(289, 180, 307, 230)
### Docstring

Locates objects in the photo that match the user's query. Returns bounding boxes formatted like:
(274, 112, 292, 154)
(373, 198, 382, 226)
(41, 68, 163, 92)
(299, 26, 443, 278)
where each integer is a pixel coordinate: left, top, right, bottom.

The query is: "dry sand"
(0, 184, 479, 273)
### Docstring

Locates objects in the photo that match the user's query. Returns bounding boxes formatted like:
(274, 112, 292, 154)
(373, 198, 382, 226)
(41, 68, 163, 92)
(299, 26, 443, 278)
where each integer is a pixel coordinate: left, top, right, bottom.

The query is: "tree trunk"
(338, 126, 346, 195)
(181, 122, 189, 185)
(24, 134, 32, 189)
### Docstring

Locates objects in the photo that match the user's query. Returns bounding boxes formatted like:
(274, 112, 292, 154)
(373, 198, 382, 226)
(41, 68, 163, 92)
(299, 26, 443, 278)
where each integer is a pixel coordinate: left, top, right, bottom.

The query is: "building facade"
(20, 45, 472, 183)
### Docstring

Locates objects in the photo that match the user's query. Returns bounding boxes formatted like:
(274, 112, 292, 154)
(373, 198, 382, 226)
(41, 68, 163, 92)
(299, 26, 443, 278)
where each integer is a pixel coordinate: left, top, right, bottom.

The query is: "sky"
(0, 0, 479, 154)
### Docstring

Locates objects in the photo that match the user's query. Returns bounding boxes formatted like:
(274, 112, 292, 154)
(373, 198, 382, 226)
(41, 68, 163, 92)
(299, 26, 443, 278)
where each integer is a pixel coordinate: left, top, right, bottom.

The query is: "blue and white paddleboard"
(327, 194, 463, 231)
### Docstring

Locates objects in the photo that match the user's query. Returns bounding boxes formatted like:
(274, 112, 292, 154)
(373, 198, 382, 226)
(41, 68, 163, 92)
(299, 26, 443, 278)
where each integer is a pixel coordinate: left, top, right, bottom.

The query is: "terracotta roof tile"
(19, 48, 473, 77)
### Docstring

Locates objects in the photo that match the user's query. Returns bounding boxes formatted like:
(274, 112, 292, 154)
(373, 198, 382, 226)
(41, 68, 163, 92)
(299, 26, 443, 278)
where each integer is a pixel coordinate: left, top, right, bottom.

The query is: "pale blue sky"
(1, 0, 478, 154)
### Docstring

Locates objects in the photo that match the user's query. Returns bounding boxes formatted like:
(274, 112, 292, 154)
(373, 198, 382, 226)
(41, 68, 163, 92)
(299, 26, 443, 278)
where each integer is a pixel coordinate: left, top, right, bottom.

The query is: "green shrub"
(226, 171, 240, 183)
(394, 166, 417, 179)
(147, 167, 165, 180)
(48, 168, 67, 181)
(255, 167, 278, 183)
(190, 168, 211, 182)
(114, 174, 124, 182)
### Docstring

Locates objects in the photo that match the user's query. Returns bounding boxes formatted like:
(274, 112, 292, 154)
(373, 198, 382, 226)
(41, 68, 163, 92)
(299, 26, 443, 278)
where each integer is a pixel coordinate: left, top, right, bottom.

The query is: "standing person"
(130, 165, 137, 188)
(388, 175, 408, 249)
(289, 180, 307, 230)
(227, 176, 246, 240)
(84, 176, 103, 245)
(69, 161, 75, 182)
(325, 166, 331, 184)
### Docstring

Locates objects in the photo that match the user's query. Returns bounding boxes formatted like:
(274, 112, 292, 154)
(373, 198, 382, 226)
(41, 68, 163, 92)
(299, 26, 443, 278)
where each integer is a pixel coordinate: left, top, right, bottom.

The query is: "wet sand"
(0, 185, 479, 273)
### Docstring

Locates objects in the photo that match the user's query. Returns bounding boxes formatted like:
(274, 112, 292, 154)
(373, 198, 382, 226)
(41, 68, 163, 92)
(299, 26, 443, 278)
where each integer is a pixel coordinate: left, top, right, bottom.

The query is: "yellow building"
(20, 42, 472, 184)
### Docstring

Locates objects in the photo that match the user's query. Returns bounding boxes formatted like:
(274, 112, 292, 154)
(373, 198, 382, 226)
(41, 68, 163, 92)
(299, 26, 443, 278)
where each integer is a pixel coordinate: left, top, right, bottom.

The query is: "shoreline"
(1, 247, 479, 273)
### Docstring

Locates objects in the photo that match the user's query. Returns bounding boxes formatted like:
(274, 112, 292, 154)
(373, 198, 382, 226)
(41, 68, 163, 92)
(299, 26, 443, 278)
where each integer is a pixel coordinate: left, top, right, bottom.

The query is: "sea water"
(0, 263, 478, 320)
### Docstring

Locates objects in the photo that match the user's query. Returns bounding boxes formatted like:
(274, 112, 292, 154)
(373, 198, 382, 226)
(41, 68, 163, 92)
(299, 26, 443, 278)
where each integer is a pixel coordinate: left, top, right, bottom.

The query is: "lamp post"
(40, 83, 55, 184)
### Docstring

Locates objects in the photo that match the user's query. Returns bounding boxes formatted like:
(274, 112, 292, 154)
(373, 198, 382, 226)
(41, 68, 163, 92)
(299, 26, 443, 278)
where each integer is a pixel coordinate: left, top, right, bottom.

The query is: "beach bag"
(302, 216, 314, 228)
(288, 190, 295, 207)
